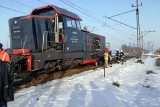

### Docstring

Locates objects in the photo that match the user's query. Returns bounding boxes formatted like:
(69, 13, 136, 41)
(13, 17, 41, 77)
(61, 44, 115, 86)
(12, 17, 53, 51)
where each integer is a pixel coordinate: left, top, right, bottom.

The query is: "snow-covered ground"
(9, 57, 160, 107)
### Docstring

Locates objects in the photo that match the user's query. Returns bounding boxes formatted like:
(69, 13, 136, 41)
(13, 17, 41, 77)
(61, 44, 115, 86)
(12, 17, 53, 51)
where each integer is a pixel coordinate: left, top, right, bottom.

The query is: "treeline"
(121, 44, 149, 55)
(156, 48, 160, 54)
(120, 44, 160, 55)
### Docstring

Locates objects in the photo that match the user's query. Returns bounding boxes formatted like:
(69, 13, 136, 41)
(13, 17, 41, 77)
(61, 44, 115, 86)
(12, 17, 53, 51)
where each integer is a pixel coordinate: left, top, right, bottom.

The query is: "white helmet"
(121, 50, 123, 52)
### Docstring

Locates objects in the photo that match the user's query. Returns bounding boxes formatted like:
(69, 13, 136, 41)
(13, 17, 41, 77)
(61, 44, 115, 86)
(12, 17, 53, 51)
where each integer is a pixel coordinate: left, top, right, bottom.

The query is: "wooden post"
(104, 64, 105, 77)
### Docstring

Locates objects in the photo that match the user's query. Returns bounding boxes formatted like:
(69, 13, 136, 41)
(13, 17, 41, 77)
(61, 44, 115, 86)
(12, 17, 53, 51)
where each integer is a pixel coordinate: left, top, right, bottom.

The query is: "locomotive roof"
(31, 5, 82, 20)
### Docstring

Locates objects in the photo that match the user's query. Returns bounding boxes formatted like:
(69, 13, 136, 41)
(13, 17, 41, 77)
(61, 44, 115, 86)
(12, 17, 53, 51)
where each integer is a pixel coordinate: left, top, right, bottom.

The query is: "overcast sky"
(0, 0, 159, 50)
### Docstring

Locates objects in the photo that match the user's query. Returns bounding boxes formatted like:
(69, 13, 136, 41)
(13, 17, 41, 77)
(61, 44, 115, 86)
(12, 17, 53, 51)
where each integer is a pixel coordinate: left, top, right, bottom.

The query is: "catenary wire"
(0, 4, 26, 14)
(9, 0, 33, 8)
(58, 0, 136, 41)
(0, 0, 136, 45)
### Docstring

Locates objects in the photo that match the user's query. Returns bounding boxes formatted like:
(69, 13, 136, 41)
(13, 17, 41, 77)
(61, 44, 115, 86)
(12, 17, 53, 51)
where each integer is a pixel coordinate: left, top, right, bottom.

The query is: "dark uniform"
(116, 50, 120, 63)
(108, 51, 112, 67)
(0, 61, 14, 107)
(120, 50, 124, 64)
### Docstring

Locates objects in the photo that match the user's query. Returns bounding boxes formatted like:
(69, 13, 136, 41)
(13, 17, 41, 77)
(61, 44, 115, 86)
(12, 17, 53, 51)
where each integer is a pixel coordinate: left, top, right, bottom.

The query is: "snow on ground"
(9, 57, 160, 107)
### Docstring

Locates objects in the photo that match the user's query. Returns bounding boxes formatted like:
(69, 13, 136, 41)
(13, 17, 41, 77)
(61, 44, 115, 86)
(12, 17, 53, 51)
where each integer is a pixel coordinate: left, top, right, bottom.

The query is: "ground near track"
(13, 64, 97, 92)
(13, 56, 133, 92)
(156, 58, 160, 66)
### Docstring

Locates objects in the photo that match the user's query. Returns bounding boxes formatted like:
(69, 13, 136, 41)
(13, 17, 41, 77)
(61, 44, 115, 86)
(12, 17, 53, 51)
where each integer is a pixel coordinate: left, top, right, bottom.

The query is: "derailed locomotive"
(8, 5, 106, 74)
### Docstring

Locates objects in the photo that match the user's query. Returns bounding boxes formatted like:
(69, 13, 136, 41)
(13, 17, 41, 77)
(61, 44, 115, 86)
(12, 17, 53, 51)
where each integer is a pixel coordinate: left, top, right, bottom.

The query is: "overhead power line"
(105, 16, 137, 29)
(0, 4, 26, 14)
(10, 0, 33, 8)
(103, 24, 135, 40)
(59, 0, 135, 41)
(3, 0, 135, 44)
(108, 9, 136, 18)
(65, 0, 99, 18)
(59, 0, 103, 23)
(37, 0, 49, 4)
(34, 0, 136, 41)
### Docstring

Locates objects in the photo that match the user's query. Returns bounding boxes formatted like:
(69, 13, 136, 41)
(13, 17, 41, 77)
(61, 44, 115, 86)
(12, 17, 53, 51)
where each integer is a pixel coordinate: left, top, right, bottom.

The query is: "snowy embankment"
(9, 57, 160, 107)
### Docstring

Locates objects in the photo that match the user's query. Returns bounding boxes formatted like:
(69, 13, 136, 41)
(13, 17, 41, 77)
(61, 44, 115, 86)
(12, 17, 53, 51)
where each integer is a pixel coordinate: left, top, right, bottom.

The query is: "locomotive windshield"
(66, 17, 81, 30)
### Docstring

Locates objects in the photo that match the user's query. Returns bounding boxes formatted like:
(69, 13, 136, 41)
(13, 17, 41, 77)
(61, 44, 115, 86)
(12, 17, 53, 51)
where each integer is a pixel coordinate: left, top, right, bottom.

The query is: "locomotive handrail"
(21, 38, 24, 49)
(42, 31, 49, 52)
(22, 35, 27, 54)
(21, 35, 28, 53)
(42, 31, 65, 52)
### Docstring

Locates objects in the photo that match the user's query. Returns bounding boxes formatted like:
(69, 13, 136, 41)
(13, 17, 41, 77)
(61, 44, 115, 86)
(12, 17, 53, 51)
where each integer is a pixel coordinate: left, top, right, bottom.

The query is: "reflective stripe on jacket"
(0, 50, 10, 62)
(104, 52, 108, 60)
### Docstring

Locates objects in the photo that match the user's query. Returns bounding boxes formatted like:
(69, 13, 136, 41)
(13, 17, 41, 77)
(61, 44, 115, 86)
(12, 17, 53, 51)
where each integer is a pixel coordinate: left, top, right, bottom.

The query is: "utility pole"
(129, 42, 131, 53)
(148, 41, 154, 52)
(140, 30, 155, 54)
(151, 42, 154, 52)
(132, 0, 142, 60)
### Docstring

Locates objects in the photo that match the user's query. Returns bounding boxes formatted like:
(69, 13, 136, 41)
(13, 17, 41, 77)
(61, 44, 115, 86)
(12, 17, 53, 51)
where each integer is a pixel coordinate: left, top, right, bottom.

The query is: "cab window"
(66, 17, 79, 29)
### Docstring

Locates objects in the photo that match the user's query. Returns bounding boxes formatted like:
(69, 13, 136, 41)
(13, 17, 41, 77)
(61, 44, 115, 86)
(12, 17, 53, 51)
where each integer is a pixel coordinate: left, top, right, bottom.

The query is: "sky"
(0, 0, 160, 50)
(8, 56, 160, 107)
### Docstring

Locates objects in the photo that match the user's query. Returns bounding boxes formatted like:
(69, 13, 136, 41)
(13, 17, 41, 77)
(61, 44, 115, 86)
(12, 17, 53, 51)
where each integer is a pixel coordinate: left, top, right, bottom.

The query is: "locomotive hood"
(30, 5, 82, 21)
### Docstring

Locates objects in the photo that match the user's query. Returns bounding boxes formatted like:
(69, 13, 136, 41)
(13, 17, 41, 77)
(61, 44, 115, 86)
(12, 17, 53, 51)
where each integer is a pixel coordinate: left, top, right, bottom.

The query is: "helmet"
(121, 50, 123, 52)
(105, 48, 109, 52)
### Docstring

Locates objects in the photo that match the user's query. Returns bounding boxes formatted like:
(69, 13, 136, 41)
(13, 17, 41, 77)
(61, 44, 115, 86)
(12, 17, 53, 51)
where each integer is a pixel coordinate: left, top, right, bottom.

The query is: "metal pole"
(104, 64, 105, 77)
(141, 32, 144, 54)
(132, 0, 142, 60)
(136, 0, 141, 60)
(141, 30, 155, 54)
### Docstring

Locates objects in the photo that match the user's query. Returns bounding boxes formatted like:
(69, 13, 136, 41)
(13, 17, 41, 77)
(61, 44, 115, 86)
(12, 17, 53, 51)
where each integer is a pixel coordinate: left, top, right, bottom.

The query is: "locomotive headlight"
(14, 20, 17, 24)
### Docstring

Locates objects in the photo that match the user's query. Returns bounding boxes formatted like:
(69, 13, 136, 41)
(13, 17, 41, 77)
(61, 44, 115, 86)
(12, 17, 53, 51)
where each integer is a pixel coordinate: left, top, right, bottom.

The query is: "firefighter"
(104, 48, 109, 68)
(108, 51, 112, 67)
(0, 43, 10, 62)
(120, 50, 124, 64)
(116, 49, 120, 63)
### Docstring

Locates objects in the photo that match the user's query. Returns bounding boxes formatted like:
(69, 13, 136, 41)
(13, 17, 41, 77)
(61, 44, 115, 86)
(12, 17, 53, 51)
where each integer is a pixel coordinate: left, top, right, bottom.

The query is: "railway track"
(13, 64, 98, 91)
(13, 56, 133, 91)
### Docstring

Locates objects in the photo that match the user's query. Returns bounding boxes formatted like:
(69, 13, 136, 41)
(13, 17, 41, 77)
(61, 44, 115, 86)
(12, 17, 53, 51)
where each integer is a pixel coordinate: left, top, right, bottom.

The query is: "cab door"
(63, 17, 83, 52)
